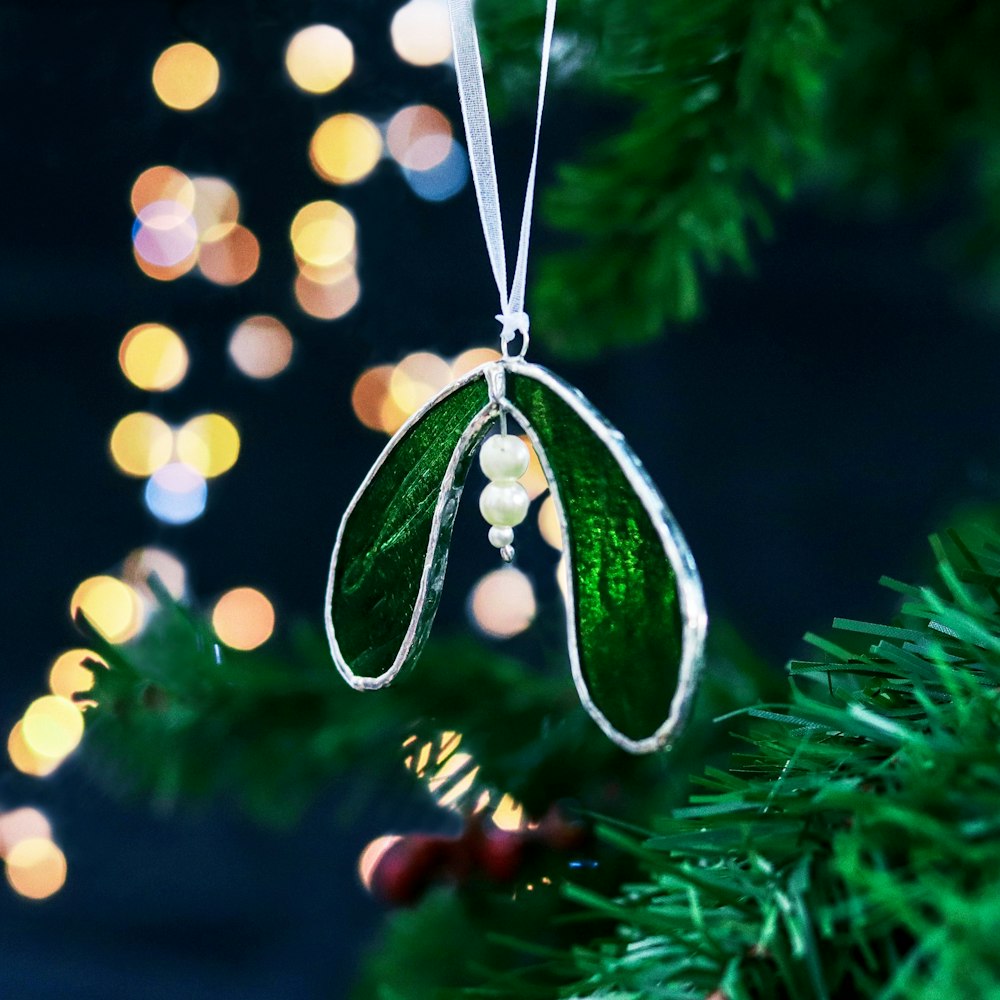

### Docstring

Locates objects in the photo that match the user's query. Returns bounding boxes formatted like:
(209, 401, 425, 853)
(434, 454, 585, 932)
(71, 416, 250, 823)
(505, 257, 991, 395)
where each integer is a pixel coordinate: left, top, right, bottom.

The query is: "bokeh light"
(386, 105, 452, 171)
(391, 0, 453, 66)
(351, 365, 396, 433)
(310, 114, 383, 185)
(132, 200, 199, 268)
(352, 349, 501, 436)
(492, 793, 526, 831)
(434, 755, 479, 808)
(358, 835, 403, 891)
(5, 838, 67, 900)
(191, 176, 240, 242)
(197, 224, 260, 285)
(0, 810, 52, 859)
(291, 200, 356, 267)
(390, 352, 451, 413)
(144, 463, 209, 525)
(296, 247, 357, 286)
(8, 723, 60, 778)
(177, 413, 240, 477)
(70, 576, 144, 643)
(537, 494, 563, 549)
(21, 696, 84, 761)
(121, 546, 187, 600)
(229, 315, 294, 379)
(119, 323, 189, 391)
(109, 411, 173, 477)
(48, 649, 102, 701)
(520, 436, 548, 500)
(132, 244, 199, 282)
(294, 271, 361, 320)
(470, 567, 537, 639)
(131, 166, 195, 215)
(212, 587, 275, 651)
(152, 42, 220, 111)
(285, 25, 354, 94)
(451, 347, 500, 378)
(404, 139, 469, 201)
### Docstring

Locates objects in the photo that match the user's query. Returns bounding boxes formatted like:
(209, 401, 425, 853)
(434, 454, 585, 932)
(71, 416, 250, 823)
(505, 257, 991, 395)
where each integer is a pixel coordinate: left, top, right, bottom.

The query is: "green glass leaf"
(326, 371, 494, 687)
(506, 364, 706, 752)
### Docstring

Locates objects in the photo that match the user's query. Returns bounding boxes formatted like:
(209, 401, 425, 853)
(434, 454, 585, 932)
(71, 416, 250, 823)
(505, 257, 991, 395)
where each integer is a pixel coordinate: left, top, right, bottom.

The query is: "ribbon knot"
(496, 310, 530, 343)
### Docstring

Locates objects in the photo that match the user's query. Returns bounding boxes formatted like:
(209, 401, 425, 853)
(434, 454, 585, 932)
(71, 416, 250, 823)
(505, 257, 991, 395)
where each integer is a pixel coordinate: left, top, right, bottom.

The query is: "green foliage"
(504, 526, 1000, 999)
(478, 0, 1000, 356)
(81, 580, 774, 829)
(79, 579, 776, 998)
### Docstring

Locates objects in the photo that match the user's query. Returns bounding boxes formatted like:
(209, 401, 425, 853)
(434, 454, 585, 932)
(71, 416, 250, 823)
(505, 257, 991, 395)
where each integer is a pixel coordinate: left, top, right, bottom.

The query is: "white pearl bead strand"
(478, 434, 531, 561)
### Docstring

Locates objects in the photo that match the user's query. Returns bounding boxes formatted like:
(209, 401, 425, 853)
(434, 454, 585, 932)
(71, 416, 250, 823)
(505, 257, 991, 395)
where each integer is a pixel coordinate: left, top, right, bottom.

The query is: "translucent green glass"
(507, 373, 683, 742)
(330, 378, 491, 679)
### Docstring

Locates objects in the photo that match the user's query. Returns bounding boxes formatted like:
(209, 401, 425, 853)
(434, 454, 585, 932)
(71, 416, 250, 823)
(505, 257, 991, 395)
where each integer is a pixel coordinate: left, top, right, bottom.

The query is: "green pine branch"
(478, 0, 1000, 356)
(487, 524, 1000, 999)
(79, 579, 775, 829)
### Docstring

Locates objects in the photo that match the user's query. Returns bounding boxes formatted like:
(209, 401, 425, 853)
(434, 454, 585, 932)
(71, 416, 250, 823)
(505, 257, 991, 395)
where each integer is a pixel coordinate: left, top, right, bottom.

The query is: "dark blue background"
(2, 1, 999, 996)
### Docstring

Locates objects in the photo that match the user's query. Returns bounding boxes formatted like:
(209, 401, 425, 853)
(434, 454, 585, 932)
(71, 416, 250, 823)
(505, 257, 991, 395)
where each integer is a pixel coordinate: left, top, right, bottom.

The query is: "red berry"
(368, 835, 450, 906)
(478, 829, 526, 882)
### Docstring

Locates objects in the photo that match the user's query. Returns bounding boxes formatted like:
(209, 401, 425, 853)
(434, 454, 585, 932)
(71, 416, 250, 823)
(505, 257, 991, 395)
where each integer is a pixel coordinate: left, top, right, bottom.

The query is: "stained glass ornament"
(326, 359, 706, 753)
(326, 0, 706, 753)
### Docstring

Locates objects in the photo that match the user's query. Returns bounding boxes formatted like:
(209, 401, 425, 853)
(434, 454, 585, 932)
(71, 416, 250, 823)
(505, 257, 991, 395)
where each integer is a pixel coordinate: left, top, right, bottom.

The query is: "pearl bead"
(480, 435, 530, 482)
(488, 525, 514, 548)
(479, 482, 529, 527)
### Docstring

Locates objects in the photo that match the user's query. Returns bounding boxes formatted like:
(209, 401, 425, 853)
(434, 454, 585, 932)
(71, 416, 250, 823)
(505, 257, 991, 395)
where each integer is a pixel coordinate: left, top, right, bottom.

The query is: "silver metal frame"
(325, 362, 498, 691)
(502, 359, 707, 753)
(325, 360, 707, 754)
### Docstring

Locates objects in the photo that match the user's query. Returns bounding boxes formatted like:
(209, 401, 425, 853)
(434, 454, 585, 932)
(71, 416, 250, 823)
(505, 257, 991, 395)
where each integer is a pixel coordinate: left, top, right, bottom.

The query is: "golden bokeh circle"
(152, 42, 220, 111)
(22, 696, 84, 761)
(176, 414, 241, 478)
(48, 649, 102, 700)
(5, 838, 68, 900)
(119, 323, 189, 392)
(290, 201, 356, 267)
(212, 588, 275, 651)
(109, 412, 173, 477)
(70, 576, 144, 643)
(285, 25, 354, 94)
(309, 114, 383, 185)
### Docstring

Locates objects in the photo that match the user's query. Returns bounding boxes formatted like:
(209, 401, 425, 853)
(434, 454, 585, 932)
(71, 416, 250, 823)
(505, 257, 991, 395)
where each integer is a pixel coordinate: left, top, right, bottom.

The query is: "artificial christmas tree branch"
(471, 525, 1000, 1000)
(476, 0, 1000, 356)
(76, 521, 1000, 998)
(79, 579, 774, 828)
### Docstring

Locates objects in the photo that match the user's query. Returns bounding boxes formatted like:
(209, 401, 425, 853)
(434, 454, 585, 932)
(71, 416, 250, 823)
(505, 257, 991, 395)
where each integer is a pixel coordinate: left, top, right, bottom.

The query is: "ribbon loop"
(447, 0, 556, 359)
(496, 310, 530, 359)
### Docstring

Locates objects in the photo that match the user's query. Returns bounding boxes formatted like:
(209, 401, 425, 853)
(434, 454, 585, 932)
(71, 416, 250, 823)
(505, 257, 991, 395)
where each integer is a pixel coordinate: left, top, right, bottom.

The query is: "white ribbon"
(447, 0, 557, 358)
